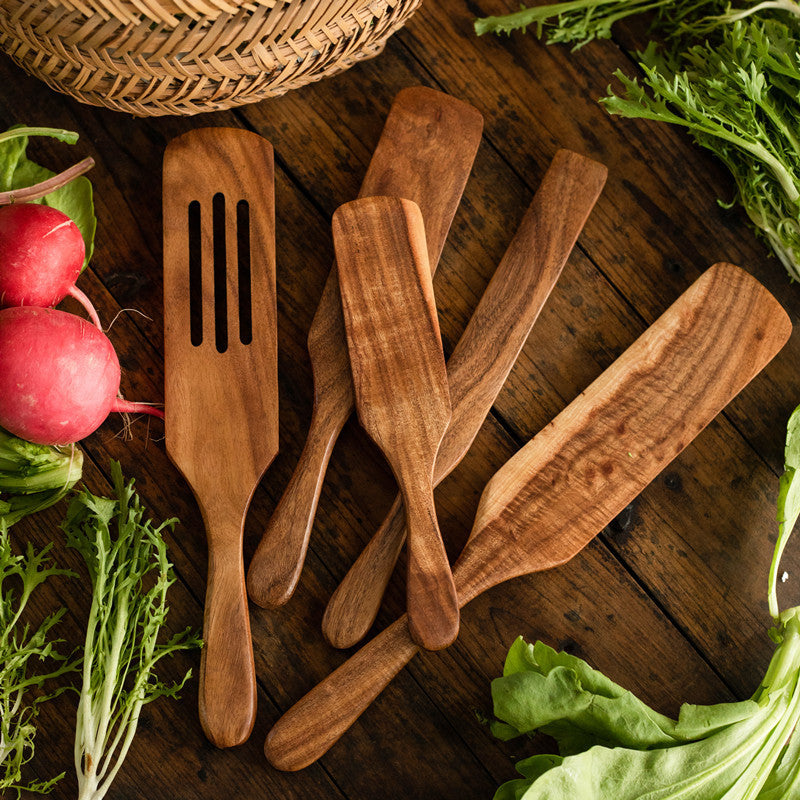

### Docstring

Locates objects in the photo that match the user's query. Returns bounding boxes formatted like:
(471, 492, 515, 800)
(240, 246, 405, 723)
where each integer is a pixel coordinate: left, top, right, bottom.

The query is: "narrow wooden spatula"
(333, 196, 458, 651)
(246, 88, 482, 610)
(163, 128, 278, 748)
(264, 262, 791, 770)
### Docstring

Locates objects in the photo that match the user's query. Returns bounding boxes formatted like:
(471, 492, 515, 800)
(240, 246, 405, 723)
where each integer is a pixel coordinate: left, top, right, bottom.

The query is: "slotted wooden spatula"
(164, 127, 278, 748)
(333, 196, 458, 651)
(322, 149, 607, 649)
(264, 262, 791, 770)
(246, 87, 483, 610)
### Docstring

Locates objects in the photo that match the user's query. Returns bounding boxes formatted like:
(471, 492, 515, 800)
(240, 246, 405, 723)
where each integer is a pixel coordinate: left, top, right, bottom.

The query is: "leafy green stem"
(770, 407, 800, 619)
(0, 127, 78, 146)
(66, 463, 201, 800)
(0, 157, 95, 206)
(720, 0, 800, 22)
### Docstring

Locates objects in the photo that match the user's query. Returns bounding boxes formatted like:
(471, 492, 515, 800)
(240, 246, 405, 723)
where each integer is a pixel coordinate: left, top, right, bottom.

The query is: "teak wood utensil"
(163, 128, 278, 748)
(333, 196, 458, 651)
(264, 262, 792, 770)
(322, 149, 608, 650)
(246, 86, 483, 610)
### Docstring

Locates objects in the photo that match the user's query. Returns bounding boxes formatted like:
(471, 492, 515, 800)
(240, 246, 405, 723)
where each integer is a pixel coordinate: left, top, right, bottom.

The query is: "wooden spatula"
(333, 196, 458, 651)
(246, 87, 483, 610)
(264, 262, 792, 770)
(163, 127, 278, 748)
(322, 149, 608, 649)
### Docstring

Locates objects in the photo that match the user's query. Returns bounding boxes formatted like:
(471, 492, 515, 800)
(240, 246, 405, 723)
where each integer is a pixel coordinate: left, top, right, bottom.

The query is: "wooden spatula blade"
(454, 262, 792, 604)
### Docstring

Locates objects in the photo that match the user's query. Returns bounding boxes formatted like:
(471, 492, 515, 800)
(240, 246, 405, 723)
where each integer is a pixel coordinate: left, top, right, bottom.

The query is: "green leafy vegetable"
(474, 0, 720, 44)
(490, 404, 800, 798)
(0, 125, 96, 265)
(475, 0, 800, 281)
(0, 532, 77, 796)
(63, 462, 201, 800)
(0, 426, 83, 530)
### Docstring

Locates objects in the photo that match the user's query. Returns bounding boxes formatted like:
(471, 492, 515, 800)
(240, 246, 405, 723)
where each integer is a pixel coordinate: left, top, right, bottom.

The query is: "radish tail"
(111, 399, 165, 420)
(67, 284, 102, 330)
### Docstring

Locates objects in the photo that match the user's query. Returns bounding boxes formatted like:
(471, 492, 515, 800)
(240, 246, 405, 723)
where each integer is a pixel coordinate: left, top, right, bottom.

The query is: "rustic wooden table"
(3, 0, 800, 797)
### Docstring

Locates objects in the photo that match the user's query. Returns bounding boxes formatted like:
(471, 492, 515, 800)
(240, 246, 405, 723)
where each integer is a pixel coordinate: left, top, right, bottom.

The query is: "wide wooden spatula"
(333, 196, 458, 651)
(164, 128, 278, 748)
(264, 262, 792, 770)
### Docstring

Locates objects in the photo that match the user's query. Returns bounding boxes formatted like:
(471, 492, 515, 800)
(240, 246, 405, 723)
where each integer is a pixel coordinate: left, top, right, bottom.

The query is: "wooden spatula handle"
(265, 614, 418, 771)
(322, 496, 405, 647)
(247, 393, 346, 608)
(199, 509, 256, 748)
(402, 477, 459, 650)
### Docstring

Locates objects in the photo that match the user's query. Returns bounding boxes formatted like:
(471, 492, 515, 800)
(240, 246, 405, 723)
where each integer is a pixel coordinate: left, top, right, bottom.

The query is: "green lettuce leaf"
(493, 638, 681, 751)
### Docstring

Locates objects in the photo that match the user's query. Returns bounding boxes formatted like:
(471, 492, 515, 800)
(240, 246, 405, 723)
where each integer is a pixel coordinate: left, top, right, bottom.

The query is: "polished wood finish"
(333, 196, 458, 650)
(8, 3, 800, 793)
(246, 87, 483, 609)
(264, 263, 791, 770)
(163, 128, 278, 748)
(322, 149, 608, 649)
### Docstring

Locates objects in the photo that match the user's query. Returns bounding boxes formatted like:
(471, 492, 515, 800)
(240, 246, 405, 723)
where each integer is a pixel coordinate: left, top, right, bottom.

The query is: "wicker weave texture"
(0, 0, 422, 116)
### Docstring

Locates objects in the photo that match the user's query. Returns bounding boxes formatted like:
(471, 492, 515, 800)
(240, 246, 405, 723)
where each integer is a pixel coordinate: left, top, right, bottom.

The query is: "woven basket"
(0, 0, 422, 116)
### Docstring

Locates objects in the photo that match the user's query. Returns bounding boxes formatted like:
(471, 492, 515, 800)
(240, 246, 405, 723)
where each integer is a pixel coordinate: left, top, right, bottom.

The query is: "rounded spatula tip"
(199, 691, 256, 749)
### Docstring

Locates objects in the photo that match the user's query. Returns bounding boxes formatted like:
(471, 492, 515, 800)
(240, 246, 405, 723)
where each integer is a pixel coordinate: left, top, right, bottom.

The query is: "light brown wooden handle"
(402, 475, 459, 650)
(246, 401, 346, 608)
(199, 523, 256, 748)
(322, 495, 405, 648)
(265, 615, 419, 771)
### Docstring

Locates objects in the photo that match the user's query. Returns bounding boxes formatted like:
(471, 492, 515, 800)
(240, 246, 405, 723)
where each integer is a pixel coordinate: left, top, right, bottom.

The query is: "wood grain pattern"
(245, 86, 483, 609)
(322, 148, 608, 649)
(333, 196, 459, 650)
(264, 262, 791, 770)
(163, 128, 278, 748)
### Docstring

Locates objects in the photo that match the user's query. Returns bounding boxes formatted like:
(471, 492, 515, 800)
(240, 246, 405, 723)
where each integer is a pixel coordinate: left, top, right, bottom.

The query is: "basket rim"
(38, 0, 318, 27)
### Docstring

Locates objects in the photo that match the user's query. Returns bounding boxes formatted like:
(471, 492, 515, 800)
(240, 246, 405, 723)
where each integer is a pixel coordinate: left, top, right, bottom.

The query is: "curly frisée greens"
(475, 0, 800, 281)
(64, 462, 201, 800)
(0, 533, 77, 796)
(489, 405, 800, 799)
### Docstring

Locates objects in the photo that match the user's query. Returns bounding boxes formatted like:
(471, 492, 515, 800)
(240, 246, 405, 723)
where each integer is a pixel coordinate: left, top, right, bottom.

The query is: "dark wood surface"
(3, 0, 800, 796)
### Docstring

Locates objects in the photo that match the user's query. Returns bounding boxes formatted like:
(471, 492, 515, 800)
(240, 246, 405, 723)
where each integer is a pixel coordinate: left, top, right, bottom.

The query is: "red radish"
(0, 203, 101, 328)
(0, 306, 163, 446)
